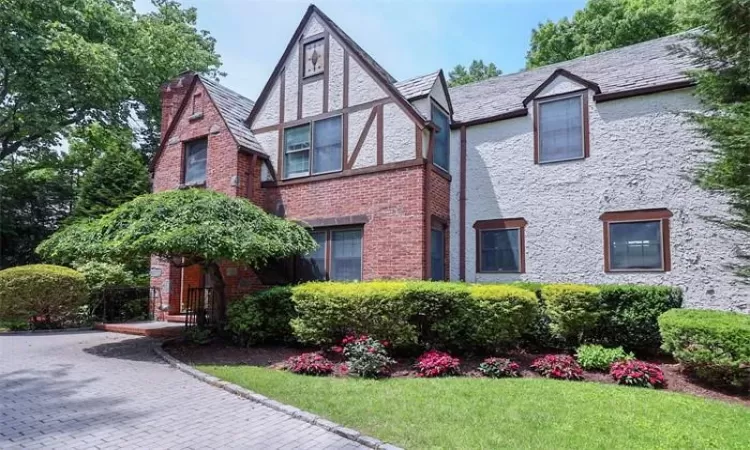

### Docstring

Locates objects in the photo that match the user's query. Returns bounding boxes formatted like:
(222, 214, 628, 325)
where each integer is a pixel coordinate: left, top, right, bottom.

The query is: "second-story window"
(183, 138, 207, 185)
(284, 116, 342, 179)
(536, 93, 585, 163)
(432, 104, 450, 171)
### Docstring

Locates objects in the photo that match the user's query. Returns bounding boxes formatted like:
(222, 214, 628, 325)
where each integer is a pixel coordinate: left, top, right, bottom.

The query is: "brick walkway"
(0, 332, 366, 449)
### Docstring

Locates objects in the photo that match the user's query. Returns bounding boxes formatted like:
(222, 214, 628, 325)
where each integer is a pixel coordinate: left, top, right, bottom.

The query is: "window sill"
(431, 163, 452, 181)
(476, 270, 524, 275)
(179, 182, 206, 189)
(605, 268, 667, 274)
(302, 73, 324, 83)
(188, 112, 204, 121)
(537, 155, 586, 165)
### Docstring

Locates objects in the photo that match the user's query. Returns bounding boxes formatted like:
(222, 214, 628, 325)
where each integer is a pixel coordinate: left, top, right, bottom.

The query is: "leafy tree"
(683, 0, 750, 276)
(0, 150, 75, 268)
(448, 60, 501, 87)
(71, 143, 149, 221)
(37, 189, 317, 323)
(526, 0, 705, 68)
(0, 0, 221, 161)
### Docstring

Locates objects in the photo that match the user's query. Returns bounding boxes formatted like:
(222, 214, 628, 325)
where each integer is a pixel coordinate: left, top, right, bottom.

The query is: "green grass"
(200, 365, 750, 449)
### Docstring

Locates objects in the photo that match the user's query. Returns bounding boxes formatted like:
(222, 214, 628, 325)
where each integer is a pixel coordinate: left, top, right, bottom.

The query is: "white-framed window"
(432, 104, 450, 171)
(183, 139, 207, 185)
(283, 116, 342, 179)
(535, 92, 586, 163)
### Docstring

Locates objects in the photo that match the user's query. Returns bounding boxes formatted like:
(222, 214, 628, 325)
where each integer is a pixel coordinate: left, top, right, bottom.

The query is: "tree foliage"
(37, 189, 317, 322)
(0, 0, 221, 160)
(683, 0, 750, 276)
(71, 145, 149, 220)
(526, 0, 705, 68)
(448, 60, 501, 87)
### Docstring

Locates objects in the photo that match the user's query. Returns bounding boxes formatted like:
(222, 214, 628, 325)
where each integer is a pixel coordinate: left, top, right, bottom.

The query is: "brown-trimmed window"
(283, 115, 343, 179)
(303, 38, 325, 78)
(474, 218, 527, 273)
(183, 138, 207, 185)
(297, 227, 363, 281)
(534, 91, 589, 164)
(431, 103, 450, 171)
(601, 209, 672, 272)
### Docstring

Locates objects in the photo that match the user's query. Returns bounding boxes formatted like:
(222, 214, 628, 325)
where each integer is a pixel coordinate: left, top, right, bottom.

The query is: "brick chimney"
(159, 71, 197, 143)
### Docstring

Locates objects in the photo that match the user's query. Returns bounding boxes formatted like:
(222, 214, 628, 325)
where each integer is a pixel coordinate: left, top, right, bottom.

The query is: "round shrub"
(575, 344, 633, 371)
(610, 360, 666, 389)
(659, 308, 750, 392)
(0, 264, 89, 325)
(341, 334, 395, 378)
(290, 281, 416, 346)
(284, 352, 334, 376)
(530, 355, 584, 380)
(74, 261, 146, 291)
(542, 284, 601, 346)
(468, 284, 539, 351)
(478, 357, 521, 378)
(415, 350, 461, 377)
(226, 286, 295, 346)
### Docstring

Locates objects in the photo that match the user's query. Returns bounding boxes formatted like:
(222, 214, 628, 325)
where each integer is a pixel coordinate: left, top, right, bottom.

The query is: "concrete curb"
(152, 340, 402, 450)
(0, 326, 95, 335)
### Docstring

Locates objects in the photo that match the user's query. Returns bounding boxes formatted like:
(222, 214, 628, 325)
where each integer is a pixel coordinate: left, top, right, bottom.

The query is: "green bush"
(403, 281, 472, 349)
(659, 309, 750, 392)
(575, 344, 633, 371)
(594, 285, 682, 351)
(226, 286, 295, 346)
(0, 264, 89, 327)
(469, 285, 539, 351)
(542, 284, 601, 346)
(74, 261, 147, 291)
(291, 281, 416, 346)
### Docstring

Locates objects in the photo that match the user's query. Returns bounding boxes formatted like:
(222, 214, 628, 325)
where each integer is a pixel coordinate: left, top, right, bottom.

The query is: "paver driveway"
(0, 331, 365, 449)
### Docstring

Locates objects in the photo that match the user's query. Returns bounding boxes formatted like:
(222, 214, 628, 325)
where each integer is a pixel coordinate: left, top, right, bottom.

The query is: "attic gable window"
(303, 38, 325, 78)
(534, 92, 588, 164)
(183, 138, 207, 185)
(284, 115, 342, 179)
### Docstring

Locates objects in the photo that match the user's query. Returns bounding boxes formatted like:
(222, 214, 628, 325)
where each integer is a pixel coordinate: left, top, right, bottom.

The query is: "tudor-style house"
(149, 5, 749, 316)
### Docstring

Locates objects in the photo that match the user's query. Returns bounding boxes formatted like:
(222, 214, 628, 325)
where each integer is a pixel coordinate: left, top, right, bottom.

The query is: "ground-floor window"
(297, 227, 363, 281)
(474, 218, 527, 274)
(600, 209, 672, 272)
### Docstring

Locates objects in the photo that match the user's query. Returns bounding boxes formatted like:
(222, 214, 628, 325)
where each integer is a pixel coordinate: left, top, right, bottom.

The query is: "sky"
(134, 0, 588, 100)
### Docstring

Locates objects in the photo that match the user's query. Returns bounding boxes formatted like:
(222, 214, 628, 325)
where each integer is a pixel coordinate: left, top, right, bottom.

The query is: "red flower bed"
(284, 352, 334, 376)
(415, 350, 461, 377)
(530, 355, 584, 380)
(610, 360, 666, 388)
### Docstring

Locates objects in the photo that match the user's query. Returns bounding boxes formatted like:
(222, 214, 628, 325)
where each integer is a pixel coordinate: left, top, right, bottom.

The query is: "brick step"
(95, 322, 184, 338)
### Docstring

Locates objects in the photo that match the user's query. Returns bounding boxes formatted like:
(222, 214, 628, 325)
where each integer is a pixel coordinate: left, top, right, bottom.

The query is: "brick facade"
(150, 75, 445, 316)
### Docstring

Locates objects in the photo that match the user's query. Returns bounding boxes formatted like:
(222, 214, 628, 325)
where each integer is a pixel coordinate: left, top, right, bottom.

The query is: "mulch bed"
(165, 340, 749, 407)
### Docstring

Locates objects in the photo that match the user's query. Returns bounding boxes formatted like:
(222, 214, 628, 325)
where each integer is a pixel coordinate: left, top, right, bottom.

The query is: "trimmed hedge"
(594, 284, 683, 351)
(468, 285, 539, 351)
(291, 281, 415, 346)
(226, 286, 295, 346)
(659, 309, 750, 392)
(0, 264, 89, 326)
(542, 284, 601, 346)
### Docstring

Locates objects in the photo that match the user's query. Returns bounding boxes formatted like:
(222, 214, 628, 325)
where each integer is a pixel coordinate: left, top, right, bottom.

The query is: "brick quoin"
(150, 75, 450, 316)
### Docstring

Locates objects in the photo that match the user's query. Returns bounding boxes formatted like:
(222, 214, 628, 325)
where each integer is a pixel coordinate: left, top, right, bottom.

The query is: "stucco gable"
(522, 69, 601, 106)
(245, 5, 426, 129)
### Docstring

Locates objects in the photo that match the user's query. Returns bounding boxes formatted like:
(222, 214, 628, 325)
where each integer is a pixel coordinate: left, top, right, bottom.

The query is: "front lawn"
(201, 365, 750, 449)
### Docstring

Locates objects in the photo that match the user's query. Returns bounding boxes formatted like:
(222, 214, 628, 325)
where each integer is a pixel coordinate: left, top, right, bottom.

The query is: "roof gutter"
(594, 80, 695, 103)
(450, 108, 528, 129)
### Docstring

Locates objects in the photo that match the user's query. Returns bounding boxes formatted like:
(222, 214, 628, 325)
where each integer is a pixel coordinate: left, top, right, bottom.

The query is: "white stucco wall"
(328, 38, 345, 111)
(254, 78, 280, 128)
(348, 58, 386, 106)
(455, 88, 749, 311)
(255, 131, 279, 170)
(383, 103, 415, 163)
(302, 79, 323, 118)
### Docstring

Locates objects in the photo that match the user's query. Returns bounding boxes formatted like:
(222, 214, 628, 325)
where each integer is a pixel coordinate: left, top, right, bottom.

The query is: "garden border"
(0, 326, 95, 335)
(152, 340, 402, 450)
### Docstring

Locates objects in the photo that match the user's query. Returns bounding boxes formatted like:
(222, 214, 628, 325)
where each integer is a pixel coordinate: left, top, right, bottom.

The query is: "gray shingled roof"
(394, 71, 439, 100)
(200, 76, 264, 154)
(448, 32, 697, 123)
